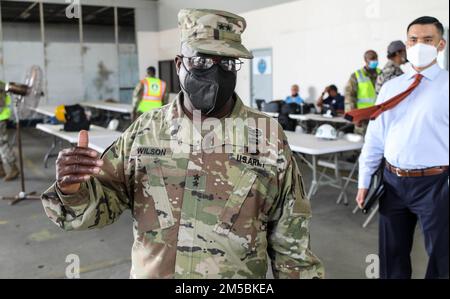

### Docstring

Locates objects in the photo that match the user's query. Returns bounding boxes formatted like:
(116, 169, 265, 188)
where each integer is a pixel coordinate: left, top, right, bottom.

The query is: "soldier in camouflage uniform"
(344, 50, 380, 136)
(41, 9, 324, 279)
(375, 41, 407, 94)
(0, 81, 19, 181)
(132, 66, 170, 121)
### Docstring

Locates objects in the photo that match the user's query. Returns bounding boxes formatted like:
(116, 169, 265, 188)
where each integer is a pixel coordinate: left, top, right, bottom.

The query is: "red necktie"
(345, 74, 424, 123)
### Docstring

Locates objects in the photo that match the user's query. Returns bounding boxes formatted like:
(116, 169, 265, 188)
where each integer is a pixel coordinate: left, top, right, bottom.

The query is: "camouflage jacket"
(0, 81, 6, 109)
(41, 93, 324, 279)
(344, 68, 379, 112)
(375, 60, 404, 94)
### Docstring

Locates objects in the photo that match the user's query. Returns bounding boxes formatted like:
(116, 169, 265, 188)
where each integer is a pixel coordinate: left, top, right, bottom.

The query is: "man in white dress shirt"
(356, 16, 449, 279)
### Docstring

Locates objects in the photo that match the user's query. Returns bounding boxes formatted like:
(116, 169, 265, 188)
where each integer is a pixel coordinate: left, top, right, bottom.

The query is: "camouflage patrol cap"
(387, 40, 406, 55)
(178, 9, 254, 59)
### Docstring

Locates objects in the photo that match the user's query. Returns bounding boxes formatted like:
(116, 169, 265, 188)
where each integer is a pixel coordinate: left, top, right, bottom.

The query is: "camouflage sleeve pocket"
(134, 159, 175, 233)
(213, 169, 258, 236)
(291, 172, 311, 217)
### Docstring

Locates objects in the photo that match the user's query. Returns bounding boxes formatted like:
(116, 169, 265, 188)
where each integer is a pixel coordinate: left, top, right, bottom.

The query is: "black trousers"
(379, 168, 449, 279)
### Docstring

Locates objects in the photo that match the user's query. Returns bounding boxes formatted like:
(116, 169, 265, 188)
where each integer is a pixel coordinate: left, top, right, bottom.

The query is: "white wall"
(137, 0, 449, 106)
(236, 0, 449, 105)
(136, 31, 160, 78)
(158, 28, 180, 60)
(157, 0, 298, 31)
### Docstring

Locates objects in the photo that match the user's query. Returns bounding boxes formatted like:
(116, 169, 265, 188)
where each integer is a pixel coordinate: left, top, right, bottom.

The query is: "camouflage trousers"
(0, 120, 16, 165)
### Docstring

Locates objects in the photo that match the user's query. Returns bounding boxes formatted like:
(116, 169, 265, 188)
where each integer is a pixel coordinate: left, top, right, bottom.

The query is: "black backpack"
(63, 104, 91, 132)
(281, 102, 313, 115)
(281, 103, 301, 115)
(278, 103, 298, 132)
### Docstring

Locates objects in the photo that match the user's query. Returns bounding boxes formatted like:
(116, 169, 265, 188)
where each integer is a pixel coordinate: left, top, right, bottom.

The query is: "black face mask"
(181, 64, 237, 115)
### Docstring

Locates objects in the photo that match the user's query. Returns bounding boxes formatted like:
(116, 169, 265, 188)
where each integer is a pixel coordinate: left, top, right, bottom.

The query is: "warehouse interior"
(0, 0, 448, 279)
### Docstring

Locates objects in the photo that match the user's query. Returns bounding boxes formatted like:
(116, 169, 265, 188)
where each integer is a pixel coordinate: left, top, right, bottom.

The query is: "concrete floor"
(0, 128, 428, 279)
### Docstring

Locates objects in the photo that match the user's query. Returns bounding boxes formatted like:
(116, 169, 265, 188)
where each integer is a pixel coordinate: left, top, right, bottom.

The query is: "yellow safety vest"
(0, 93, 11, 121)
(355, 68, 381, 109)
(138, 77, 166, 113)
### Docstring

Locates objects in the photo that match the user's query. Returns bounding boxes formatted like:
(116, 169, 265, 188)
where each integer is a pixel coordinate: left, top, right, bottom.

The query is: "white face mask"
(406, 43, 439, 68)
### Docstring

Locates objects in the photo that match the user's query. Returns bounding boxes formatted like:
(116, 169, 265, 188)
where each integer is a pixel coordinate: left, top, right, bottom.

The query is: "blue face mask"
(368, 60, 379, 70)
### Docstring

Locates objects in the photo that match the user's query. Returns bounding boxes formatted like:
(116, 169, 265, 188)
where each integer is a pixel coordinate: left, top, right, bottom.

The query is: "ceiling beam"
(13, 1, 38, 21)
(84, 6, 112, 22)
(120, 10, 135, 17)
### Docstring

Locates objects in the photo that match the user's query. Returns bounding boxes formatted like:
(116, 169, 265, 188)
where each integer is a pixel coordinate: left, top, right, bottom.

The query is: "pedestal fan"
(0, 65, 44, 205)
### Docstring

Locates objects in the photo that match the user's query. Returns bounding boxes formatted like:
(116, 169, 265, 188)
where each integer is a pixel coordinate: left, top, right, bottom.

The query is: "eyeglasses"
(179, 55, 244, 72)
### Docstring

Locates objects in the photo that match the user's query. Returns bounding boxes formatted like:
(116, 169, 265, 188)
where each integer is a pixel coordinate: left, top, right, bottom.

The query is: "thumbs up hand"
(56, 130, 104, 195)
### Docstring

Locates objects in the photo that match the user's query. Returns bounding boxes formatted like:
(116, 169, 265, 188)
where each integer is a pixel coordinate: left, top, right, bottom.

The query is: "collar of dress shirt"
(406, 62, 441, 81)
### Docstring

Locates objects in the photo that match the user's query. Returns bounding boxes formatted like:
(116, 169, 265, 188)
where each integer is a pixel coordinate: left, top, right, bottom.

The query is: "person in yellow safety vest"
(0, 81, 20, 181)
(344, 50, 381, 135)
(132, 66, 169, 121)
